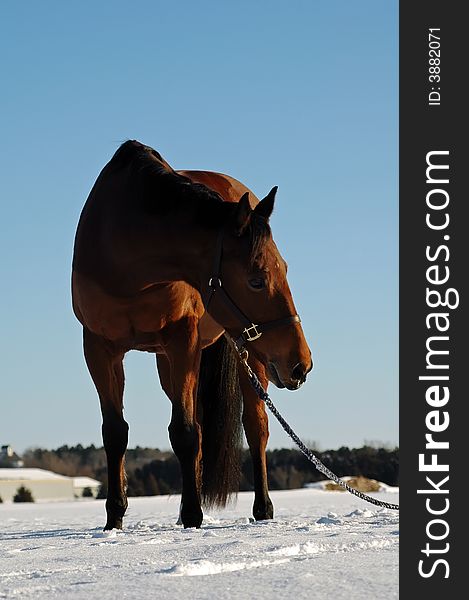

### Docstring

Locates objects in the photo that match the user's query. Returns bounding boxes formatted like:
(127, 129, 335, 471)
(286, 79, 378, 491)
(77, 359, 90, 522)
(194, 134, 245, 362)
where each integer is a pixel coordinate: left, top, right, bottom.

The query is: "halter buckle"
(243, 323, 262, 342)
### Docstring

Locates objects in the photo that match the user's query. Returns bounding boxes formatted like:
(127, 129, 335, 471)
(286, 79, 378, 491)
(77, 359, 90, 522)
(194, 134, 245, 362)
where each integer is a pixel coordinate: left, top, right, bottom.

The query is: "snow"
(0, 488, 399, 599)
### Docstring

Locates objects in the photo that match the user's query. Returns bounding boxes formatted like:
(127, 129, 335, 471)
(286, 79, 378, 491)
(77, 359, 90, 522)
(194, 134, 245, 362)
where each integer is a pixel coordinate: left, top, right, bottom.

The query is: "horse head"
(208, 187, 313, 390)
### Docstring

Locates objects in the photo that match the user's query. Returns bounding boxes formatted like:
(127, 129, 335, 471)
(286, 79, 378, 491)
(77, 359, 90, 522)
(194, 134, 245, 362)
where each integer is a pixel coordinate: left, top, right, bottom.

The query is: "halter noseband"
(204, 230, 301, 350)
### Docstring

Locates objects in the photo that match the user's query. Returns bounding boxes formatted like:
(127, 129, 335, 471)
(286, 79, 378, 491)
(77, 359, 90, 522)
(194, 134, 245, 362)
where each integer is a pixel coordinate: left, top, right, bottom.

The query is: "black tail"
(198, 335, 243, 508)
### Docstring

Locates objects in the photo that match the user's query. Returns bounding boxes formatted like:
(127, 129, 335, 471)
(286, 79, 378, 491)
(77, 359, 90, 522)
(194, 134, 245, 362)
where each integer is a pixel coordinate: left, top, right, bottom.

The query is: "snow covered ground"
(0, 488, 399, 599)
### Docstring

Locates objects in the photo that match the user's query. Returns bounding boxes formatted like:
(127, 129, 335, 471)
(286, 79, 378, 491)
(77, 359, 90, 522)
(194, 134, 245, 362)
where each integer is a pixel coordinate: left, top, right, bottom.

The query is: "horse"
(72, 140, 312, 530)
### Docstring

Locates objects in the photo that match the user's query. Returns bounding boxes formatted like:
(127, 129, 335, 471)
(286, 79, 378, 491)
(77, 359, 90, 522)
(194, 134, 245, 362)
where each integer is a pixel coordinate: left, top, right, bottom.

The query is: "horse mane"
(110, 140, 224, 211)
(111, 140, 271, 265)
(111, 139, 169, 170)
(248, 213, 271, 269)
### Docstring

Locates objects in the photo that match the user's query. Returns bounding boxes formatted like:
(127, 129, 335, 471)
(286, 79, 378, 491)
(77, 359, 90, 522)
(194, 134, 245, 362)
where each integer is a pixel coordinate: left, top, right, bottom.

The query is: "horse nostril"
(291, 362, 307, 382)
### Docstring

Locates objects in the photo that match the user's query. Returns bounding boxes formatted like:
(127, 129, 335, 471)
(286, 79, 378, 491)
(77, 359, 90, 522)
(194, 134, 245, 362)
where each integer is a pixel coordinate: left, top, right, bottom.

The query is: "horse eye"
(248, 277, 265, 290)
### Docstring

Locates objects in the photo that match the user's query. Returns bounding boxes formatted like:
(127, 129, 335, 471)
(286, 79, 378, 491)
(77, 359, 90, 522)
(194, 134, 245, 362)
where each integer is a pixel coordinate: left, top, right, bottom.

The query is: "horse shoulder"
(72, 273, 204, 346)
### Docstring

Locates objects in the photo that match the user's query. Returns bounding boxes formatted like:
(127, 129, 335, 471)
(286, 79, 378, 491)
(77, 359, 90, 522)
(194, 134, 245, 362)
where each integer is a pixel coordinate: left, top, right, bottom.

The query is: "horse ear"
(254, 186, 277, 220)
(234, 192, 252, 235)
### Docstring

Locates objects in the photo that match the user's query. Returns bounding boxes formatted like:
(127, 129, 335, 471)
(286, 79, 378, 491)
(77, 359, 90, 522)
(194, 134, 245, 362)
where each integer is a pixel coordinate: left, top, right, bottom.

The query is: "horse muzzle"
(268, 360, 313, 390)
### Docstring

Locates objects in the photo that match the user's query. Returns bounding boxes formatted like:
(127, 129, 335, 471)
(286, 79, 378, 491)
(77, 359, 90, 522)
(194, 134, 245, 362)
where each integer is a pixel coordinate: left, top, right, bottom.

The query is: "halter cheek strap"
(204, 230, 301, 350)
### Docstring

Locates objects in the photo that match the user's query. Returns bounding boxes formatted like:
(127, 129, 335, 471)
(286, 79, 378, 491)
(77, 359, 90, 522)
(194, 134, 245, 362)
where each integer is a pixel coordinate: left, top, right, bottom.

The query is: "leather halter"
(205, 229, 301, 350)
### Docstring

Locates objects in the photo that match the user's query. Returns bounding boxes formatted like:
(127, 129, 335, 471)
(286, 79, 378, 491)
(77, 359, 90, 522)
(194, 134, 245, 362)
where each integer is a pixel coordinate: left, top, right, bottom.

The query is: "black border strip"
(400, 1, 465, 592)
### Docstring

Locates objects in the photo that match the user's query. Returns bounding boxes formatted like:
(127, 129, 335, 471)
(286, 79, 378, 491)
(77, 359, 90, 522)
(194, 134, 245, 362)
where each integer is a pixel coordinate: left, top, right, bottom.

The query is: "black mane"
(111, 140, 225, 217)
(248, 213, 271, 269)
(111, 139, 168, 168)
(111, 140, 271, 263)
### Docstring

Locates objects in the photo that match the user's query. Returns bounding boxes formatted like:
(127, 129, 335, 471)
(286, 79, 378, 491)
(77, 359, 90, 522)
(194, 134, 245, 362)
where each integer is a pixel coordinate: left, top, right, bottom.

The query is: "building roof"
(0, 468, 70, 481)
(0, 468, 99, 486)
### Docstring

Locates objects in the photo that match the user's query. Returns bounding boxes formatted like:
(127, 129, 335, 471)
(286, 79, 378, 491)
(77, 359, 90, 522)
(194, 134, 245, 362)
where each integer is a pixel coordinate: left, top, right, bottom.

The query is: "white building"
(0, 445, 24, 467)
(0, 468, 101, 502)
(72, 476, 102, 498)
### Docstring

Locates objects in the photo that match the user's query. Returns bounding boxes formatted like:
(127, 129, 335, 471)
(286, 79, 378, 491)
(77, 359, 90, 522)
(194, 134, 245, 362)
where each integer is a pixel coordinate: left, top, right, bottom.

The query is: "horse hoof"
(183, 518, 203, 528)
(181, 509, 203, 529)
(253, 500, 274, 521)
(105, 497, 127, 531)
(104, 518, 123, 531)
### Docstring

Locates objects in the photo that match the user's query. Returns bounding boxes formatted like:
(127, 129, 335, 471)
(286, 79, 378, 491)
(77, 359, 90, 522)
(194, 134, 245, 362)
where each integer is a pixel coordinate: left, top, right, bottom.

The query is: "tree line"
(21, 444, 398, 498)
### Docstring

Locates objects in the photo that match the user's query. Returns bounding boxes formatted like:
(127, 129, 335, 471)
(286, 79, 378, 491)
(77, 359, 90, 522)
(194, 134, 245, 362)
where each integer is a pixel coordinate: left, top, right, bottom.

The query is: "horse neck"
(166, 224, 217, 290)
(149, 200, 231, 291)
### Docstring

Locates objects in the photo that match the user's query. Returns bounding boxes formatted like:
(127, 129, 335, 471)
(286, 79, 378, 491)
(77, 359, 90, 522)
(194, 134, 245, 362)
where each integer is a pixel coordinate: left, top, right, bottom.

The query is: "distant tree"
(19, 443, 399, 497)
(157, 479, 172, 495)
(127, 472, 145, 496)
(144, 473, 160, 496)
(82, 487, 93, 498)
(13, 486, 34, 503)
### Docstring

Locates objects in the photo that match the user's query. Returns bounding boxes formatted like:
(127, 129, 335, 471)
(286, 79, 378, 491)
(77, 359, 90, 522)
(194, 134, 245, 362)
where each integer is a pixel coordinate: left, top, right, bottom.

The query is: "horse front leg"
(83, 328, 128, 530)
(239, 357, 274, 521)
(158, 320, 203, 528)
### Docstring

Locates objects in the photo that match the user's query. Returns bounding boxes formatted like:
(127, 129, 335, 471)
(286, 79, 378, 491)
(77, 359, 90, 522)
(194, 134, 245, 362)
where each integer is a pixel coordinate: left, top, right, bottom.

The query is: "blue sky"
(0, 1, 397, 453)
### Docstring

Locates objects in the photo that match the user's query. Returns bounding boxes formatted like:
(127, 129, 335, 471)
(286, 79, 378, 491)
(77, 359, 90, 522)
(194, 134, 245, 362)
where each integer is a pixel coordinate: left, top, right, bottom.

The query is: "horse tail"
(199, 335, 243, 508)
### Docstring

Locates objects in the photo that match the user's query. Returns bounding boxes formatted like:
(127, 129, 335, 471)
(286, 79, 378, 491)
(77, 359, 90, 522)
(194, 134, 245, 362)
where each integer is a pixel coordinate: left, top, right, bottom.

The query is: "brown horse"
(72, 140, 312, 529)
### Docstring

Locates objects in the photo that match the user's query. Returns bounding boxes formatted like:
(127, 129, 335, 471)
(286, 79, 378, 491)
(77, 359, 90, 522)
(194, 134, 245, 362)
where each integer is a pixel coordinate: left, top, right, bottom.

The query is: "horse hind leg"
(83, 328, 129, 530)
(239, 359, 274, 521)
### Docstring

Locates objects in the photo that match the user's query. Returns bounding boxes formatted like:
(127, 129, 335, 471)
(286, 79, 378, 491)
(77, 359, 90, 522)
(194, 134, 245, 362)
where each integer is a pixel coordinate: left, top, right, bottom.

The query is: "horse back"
(177, 170, 260, 207)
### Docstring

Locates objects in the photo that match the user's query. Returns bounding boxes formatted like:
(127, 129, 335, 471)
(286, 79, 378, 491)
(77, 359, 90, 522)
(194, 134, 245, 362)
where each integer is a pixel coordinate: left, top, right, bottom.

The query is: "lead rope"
(235, 347, 399, 511)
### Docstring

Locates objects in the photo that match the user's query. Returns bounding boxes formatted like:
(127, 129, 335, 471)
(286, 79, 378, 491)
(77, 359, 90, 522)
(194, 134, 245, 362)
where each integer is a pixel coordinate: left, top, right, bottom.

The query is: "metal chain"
(236, 348, 399, 511)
